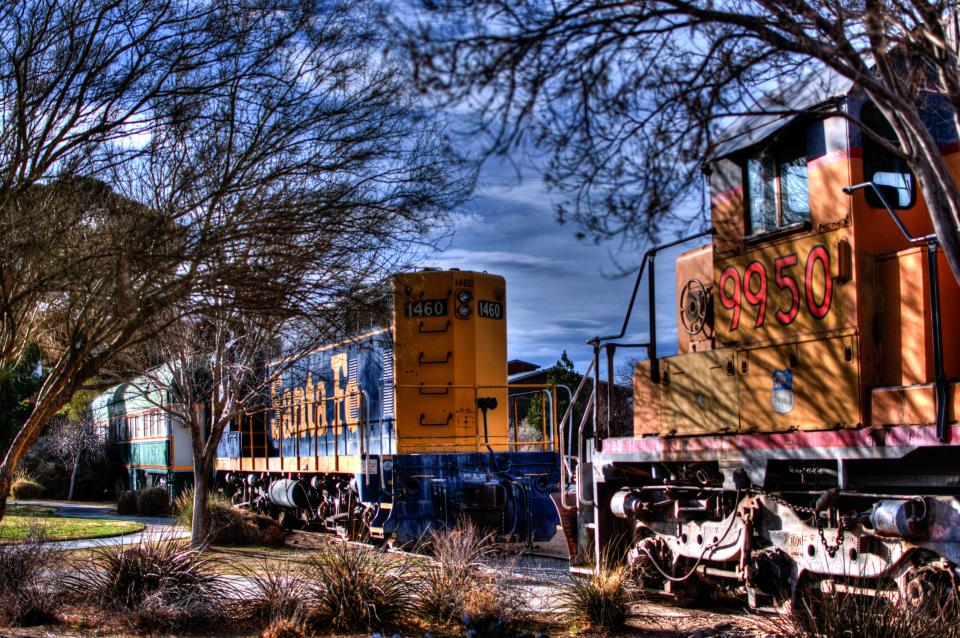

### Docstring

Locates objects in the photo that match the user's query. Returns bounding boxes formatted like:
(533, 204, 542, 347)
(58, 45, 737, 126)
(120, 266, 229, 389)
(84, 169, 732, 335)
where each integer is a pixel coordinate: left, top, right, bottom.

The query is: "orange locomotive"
(563, 81, 960, 609)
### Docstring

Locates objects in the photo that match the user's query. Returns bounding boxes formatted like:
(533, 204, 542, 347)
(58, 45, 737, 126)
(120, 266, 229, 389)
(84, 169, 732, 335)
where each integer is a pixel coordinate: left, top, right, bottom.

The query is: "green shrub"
(116, 490, 138, 515)
(11, 478, 44, 500)
(136, 487, 170, 516)
(304, 541, 413, 632)
(174, 488, 283, 545)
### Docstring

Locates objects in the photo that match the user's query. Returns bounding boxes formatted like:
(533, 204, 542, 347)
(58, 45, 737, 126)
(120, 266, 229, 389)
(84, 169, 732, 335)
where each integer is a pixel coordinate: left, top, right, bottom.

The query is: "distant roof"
(508, 367, 550, 384)
(710, 67, 853, 159)
(507, 359, 541, 375)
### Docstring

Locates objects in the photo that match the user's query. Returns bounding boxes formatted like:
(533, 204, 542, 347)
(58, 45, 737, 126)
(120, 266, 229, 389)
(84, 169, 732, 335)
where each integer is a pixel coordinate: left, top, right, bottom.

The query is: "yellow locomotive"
(215, 269, 562, 544)
(565, 82, 960, 608)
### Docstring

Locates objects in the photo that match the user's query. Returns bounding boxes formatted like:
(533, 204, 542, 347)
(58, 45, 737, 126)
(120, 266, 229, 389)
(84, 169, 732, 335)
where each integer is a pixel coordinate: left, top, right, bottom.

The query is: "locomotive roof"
(710, 67, 852, 160)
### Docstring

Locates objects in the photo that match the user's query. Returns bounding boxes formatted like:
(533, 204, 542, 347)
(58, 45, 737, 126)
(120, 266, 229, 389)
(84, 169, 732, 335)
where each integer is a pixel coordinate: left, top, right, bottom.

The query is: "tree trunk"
(0, 388, 73, 520)
(67, 454, 80, 501)
(191, 462, 210, 547)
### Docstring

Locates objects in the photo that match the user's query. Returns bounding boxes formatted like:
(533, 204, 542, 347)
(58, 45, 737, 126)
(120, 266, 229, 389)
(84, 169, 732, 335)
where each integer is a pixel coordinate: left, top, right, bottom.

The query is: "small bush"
(259, 616, 307, 638)
(136, 486, 170, 516)
(174, 488, 283, 545)
(304, 540, 413, 632)
(11, 478, 44, 500)
(763, 580, 960, 638)
(0, 528, 61, 626)
(65, 532, 231, 630)
(414, 520, 526, 634)
(235, 559, 308, 628)
(116, 490, 138, 515)
(560, 562, 632, 631)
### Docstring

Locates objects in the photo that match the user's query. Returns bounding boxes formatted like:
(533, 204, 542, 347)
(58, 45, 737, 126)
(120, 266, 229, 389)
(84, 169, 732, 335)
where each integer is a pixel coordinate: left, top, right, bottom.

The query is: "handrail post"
(843, 182, 948, 442)
(648, 251, 660, 383)
(927, 242, 949, 443)
(333, 397, 339, 472)
(592, 342, 601, 452)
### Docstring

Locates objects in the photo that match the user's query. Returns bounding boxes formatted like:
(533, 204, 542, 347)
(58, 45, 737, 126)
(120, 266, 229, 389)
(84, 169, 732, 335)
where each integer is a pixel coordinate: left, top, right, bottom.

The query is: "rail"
(585, 229, 714, 451)
(395, 383, 561, 453)
(227, 382, 562, 469)
(557, 359, 594, 510)
(231, 389, 376, 473)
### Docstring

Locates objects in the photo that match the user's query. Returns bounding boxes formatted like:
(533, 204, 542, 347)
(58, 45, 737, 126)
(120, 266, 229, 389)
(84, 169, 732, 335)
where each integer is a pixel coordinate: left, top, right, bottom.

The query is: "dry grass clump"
(65, 532, 232, 630)
(560, 560, 632, 632)
(235, 559, 309, 628)
(763, 580, 960, 638)
(259, 616, 307, 638)
(174, 487, 284, 545)
(0, 528, 61, 626)
(303, 540, 413, 633)
(11, 472, 44, 499)
(414, 520, 527, 635)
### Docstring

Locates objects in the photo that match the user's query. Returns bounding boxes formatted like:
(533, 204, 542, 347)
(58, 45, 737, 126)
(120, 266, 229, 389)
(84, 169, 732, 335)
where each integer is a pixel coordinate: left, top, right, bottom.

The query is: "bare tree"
(405, 1, 960, 283)
(44, 415, 104, 501)
(129, 301, 357, 545)
(0, 0, 467, 520)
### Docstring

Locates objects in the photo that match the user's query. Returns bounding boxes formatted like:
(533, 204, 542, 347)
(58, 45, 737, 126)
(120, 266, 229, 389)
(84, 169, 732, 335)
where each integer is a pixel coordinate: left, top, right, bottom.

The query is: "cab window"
(861, 102, 915, 209)
(745, 131, 810, 235)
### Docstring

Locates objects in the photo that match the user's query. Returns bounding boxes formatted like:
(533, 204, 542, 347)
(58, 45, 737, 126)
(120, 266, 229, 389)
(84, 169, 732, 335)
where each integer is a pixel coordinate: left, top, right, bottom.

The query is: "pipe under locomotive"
(214, 269, 562, 545)
(560, 82, 960, 610)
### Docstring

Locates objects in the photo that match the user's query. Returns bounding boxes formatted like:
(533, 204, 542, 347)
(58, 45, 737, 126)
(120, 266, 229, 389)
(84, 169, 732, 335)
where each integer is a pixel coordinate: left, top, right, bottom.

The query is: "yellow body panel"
(660, 349, 739, 436)
(737, 335, 860, 432)
(392, 270, 509, 453)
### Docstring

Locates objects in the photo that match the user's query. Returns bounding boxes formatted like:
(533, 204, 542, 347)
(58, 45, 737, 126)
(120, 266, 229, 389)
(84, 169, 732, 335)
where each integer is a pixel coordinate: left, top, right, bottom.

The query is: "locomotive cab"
(641, 101, 960, 439)
(569, 81, 960, 609)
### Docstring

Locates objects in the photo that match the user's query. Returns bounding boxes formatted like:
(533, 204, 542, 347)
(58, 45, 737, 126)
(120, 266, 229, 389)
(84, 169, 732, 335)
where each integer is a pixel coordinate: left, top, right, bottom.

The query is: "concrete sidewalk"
(11, 499, 190, 549)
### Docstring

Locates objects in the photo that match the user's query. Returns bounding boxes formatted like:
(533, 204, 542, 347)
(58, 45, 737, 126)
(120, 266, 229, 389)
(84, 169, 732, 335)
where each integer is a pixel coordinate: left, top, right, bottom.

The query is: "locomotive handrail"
(586, 229, 714, 449)
(844, 181, 948, 443)
(265, 390, 368, 472)
(418, 319, 451, 334)
(396, 383, 561, 453)
(590, 228, 715, 346)
(556, 384, 573, 453)
(576, 392, 596, 507)
(557, 361, 594, 510)
(506, 387, 558, 452)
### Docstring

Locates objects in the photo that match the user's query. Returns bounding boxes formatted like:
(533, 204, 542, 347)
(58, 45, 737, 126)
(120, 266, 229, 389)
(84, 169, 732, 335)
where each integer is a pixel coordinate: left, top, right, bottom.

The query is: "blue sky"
(423, 155, 702, 374)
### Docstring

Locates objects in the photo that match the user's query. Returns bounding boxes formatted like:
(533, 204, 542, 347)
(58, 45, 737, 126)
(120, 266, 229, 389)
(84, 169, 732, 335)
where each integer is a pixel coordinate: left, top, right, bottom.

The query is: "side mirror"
(871, 171, 913, 208)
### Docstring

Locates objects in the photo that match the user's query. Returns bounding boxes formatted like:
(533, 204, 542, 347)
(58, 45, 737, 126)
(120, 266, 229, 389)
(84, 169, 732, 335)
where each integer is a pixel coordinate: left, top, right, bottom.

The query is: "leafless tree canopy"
(405, 1, 960, 281)
(44, 414, 104, 501)
(0, 0, 469, 518)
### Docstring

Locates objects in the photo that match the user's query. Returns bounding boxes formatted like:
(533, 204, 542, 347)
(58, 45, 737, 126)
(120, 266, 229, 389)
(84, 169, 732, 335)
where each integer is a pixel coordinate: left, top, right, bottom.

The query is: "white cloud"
(429, 248, 562, 268)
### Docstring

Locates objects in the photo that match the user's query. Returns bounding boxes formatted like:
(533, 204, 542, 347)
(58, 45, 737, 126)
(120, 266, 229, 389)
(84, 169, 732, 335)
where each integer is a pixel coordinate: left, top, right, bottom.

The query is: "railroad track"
(213, 529, 571, 584)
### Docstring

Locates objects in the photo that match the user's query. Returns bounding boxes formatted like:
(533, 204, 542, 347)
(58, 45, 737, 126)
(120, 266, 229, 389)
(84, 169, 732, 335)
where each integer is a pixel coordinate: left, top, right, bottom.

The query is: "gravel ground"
(3, 505, 762, 637)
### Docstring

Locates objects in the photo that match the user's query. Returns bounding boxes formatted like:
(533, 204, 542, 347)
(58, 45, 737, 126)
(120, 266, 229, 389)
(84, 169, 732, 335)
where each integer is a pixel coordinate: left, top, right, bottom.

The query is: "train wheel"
(904, 562, 959, 609)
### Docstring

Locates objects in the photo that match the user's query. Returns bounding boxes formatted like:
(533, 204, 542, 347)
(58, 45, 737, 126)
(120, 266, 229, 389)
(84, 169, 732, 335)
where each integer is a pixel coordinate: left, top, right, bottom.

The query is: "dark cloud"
(426, 157, 692, 372)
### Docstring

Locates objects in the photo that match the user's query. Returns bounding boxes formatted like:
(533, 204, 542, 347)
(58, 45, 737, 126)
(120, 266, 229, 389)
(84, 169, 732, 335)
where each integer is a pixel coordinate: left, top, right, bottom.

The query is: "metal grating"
(381, 347, 394, 419)
(348, 357, 359, 419)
